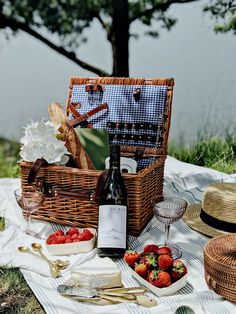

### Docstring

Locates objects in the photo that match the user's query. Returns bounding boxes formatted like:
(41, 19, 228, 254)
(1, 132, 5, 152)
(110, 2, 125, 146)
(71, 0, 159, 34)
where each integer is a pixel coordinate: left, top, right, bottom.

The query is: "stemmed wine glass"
(14, 188, 44, 238)
(152, 196, 187, 258)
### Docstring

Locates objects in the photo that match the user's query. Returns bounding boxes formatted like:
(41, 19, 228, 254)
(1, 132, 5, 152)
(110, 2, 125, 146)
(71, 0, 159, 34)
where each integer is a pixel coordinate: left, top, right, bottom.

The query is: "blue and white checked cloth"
(71, 84, 167, 170)
(0, 157, 236, 314)
(71, 84, 167, 146)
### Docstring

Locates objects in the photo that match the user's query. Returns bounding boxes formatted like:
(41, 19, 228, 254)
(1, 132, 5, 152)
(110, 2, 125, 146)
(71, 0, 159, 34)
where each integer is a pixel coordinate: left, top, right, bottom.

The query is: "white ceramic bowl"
(130, 267, 187, 297)
(45, 228, 96, 256)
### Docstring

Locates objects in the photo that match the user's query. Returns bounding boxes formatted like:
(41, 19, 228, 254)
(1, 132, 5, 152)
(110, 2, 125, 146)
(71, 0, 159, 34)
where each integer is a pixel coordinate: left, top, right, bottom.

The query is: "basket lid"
(204, 234, 236, 268)
(204, 234, 236, 302)
(66, 77, 174, 159)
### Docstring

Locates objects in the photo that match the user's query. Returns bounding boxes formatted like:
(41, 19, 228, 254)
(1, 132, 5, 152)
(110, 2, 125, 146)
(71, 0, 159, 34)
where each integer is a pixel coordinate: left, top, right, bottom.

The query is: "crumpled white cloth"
(0, 157, 236, 314)
(0, 224, 97, 277)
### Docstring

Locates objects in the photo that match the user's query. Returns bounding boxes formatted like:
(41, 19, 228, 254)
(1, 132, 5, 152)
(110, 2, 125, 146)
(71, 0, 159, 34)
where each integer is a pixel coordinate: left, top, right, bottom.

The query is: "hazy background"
(0, 1, 235, 144)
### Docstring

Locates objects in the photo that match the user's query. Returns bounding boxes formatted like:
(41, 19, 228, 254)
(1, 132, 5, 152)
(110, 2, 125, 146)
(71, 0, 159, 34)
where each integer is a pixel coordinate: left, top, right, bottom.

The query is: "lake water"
(0, 2, 235, 144)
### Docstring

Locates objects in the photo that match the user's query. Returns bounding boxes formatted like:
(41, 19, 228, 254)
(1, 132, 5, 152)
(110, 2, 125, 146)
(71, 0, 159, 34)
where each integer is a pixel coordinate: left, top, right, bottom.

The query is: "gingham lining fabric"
(70, 84, 167, 148)
(71, 84, 167, 169)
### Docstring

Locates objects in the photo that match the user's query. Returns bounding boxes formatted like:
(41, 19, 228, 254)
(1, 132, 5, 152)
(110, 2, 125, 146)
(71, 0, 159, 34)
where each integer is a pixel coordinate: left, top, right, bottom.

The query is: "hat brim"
(183, 204, 228, 238)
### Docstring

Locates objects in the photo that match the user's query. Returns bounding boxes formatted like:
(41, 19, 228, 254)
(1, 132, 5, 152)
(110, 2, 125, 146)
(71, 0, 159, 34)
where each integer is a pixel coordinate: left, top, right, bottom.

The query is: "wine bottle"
(97, 145, 129, 258)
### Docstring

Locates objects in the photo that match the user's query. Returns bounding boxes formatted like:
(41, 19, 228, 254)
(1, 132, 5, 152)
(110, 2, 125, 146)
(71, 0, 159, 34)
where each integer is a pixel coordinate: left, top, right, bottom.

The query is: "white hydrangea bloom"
(20, 120, 69, 164)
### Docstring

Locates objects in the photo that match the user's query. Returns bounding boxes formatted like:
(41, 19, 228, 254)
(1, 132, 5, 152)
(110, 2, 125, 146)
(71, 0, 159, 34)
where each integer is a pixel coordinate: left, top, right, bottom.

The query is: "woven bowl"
(204, 234, 236, 302)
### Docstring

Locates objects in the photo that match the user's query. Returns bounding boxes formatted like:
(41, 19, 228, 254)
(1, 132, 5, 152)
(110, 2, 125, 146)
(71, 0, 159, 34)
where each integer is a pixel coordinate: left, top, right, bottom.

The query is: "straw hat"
(183, 182, 236, 237)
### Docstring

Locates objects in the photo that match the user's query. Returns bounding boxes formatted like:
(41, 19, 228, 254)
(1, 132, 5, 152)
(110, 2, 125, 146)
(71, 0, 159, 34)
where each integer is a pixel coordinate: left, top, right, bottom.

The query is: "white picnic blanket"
(0, 156, 236, 314)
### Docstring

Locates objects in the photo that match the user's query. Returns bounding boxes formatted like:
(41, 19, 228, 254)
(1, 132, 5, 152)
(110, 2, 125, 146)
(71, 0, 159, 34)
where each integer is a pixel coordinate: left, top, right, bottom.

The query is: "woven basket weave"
(20, 77, 174, 236)
(204, 234, 236, 302)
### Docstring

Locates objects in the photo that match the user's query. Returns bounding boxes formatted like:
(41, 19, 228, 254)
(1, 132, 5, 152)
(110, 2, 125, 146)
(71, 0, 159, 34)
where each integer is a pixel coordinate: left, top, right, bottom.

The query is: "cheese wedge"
(69, 255, 122, 289)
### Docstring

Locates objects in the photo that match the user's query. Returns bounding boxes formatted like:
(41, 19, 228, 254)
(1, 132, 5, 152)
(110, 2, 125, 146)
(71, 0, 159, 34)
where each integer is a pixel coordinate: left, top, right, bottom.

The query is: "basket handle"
(28, 158, 47, 184)
(49, 185, 96, 202)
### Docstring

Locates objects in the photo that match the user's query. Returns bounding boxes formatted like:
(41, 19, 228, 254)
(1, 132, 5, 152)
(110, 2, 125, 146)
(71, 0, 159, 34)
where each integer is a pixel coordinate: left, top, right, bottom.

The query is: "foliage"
(168, 135, 236, 174)
(0, 138, 20, 178)
(0, 0, 198, 76)
(204, 0, 236, 34)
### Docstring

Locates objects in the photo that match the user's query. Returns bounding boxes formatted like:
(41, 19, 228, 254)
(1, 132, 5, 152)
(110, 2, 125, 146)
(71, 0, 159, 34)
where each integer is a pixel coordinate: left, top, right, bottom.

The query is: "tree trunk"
(110, 0, 129, 77)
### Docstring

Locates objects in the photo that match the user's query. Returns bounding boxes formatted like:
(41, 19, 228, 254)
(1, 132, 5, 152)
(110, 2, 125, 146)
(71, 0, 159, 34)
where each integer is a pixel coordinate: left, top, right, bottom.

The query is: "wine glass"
(14, 188, 44, 238)
(152, 196, 187, 258)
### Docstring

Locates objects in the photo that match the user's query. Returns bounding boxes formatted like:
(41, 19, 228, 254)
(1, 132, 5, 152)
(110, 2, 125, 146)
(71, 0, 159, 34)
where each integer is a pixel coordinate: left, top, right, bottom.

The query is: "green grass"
(0, 138, 20, 178)
(0, 267, 44, 314)
(0, 138, 44, 313)
(168, 135, 236, 174)
(0, 135, 235, 313)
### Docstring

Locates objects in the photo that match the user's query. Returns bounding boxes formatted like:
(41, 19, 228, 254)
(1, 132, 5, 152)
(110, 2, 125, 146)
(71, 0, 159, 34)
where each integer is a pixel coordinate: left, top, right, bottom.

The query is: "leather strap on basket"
(48, 186, 96, 202)
(28, 158, 48, 184)
(68, 103, 108, 128)
(35, 171, 109, 203)
(35, 178, 96, 202)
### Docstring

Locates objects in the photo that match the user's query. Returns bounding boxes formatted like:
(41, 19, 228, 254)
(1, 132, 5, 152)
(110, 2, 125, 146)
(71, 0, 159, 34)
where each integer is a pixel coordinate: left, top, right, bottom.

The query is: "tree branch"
(4, 17, 110, 77)
(129, 0, 200, 23)
(94, 13, 112, 42)
(94, 13, 108, 30)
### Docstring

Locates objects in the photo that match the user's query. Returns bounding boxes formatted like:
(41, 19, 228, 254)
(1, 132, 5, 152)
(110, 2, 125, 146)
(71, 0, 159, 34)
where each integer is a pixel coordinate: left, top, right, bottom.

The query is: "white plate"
(105, 157, 137, 173)
(130, 267, 187, 297)
(45, 228, 96, 256)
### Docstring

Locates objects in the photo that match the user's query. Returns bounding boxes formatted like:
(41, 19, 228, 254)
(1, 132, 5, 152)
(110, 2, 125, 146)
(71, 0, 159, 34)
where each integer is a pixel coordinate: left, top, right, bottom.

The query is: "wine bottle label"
(97, 205, 127, 248)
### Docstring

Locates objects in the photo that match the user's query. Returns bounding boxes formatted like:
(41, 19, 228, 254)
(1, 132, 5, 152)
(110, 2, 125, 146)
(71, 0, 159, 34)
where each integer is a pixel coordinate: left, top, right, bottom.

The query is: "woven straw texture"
(20, 77, 173, 236)
(202, 182, 236, 223)
(183, 182, 236, 237)
(204, 234, 236, 303)
(20, 157, 165, 236)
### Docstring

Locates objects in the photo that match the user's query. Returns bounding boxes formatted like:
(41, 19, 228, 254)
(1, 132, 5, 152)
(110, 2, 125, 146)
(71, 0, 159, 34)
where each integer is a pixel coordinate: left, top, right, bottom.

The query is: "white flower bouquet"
(20, 119, 69, 165)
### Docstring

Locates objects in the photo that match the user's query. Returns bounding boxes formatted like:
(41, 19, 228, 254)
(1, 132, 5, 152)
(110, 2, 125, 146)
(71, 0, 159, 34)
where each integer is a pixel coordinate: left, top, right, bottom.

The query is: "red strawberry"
(46, 234, 56, 244)
(146, 269, 160, 284)
(158, 254, 173, 270)
(56, 235, 66, 244)
(50, 238, 62, 245)
(67, 227, 79, 236)
(72, 238, 80, 242)
(54, 230, 64, 237)
(142, 253, 158, 269)
(153, 271, 172, 288)
(143, 244, 159, 254)
(65, 235, 73, 243)
(124, 251, 141, 267)
(70, 233, 79, 240)
(46, 236, 54, 245)
(157, 246, 172, 256)
(171, 259, 187, 281)
(134, 263, 148, 278)
(80, 229, 94, 240)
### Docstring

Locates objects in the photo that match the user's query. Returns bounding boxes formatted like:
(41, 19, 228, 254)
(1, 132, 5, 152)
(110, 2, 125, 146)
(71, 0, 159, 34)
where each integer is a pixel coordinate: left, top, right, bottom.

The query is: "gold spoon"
(18, 245, 69, 270)
(18, 245, 60, 278)
(31, 243, 69, 269)
(31, 243, 61, 278)
(18, 245, 40, 258)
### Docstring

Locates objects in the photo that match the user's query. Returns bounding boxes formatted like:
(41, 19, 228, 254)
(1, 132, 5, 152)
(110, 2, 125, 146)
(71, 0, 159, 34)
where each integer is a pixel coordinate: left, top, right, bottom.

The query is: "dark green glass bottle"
(97, 145, 129, 258)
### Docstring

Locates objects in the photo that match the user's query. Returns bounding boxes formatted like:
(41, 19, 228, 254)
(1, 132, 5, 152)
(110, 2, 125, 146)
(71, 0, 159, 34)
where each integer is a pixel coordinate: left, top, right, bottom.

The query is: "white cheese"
(69, 254, 122, 289)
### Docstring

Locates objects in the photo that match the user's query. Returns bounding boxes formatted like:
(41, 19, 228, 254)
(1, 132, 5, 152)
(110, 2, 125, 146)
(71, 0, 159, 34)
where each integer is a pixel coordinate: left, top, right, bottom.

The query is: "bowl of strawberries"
(124, 244, 187, 297)
(45, 227, 96, 256)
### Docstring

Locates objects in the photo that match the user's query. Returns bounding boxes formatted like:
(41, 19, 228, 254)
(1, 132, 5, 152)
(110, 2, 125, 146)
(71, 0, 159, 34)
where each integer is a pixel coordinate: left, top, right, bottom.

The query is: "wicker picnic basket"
(20, 77, 174, 236)
(204, 234, 236, 302)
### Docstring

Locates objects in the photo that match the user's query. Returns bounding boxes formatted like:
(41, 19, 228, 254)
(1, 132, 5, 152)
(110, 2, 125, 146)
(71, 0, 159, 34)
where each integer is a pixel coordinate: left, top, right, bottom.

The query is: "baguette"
(48, 102, 95, 170)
